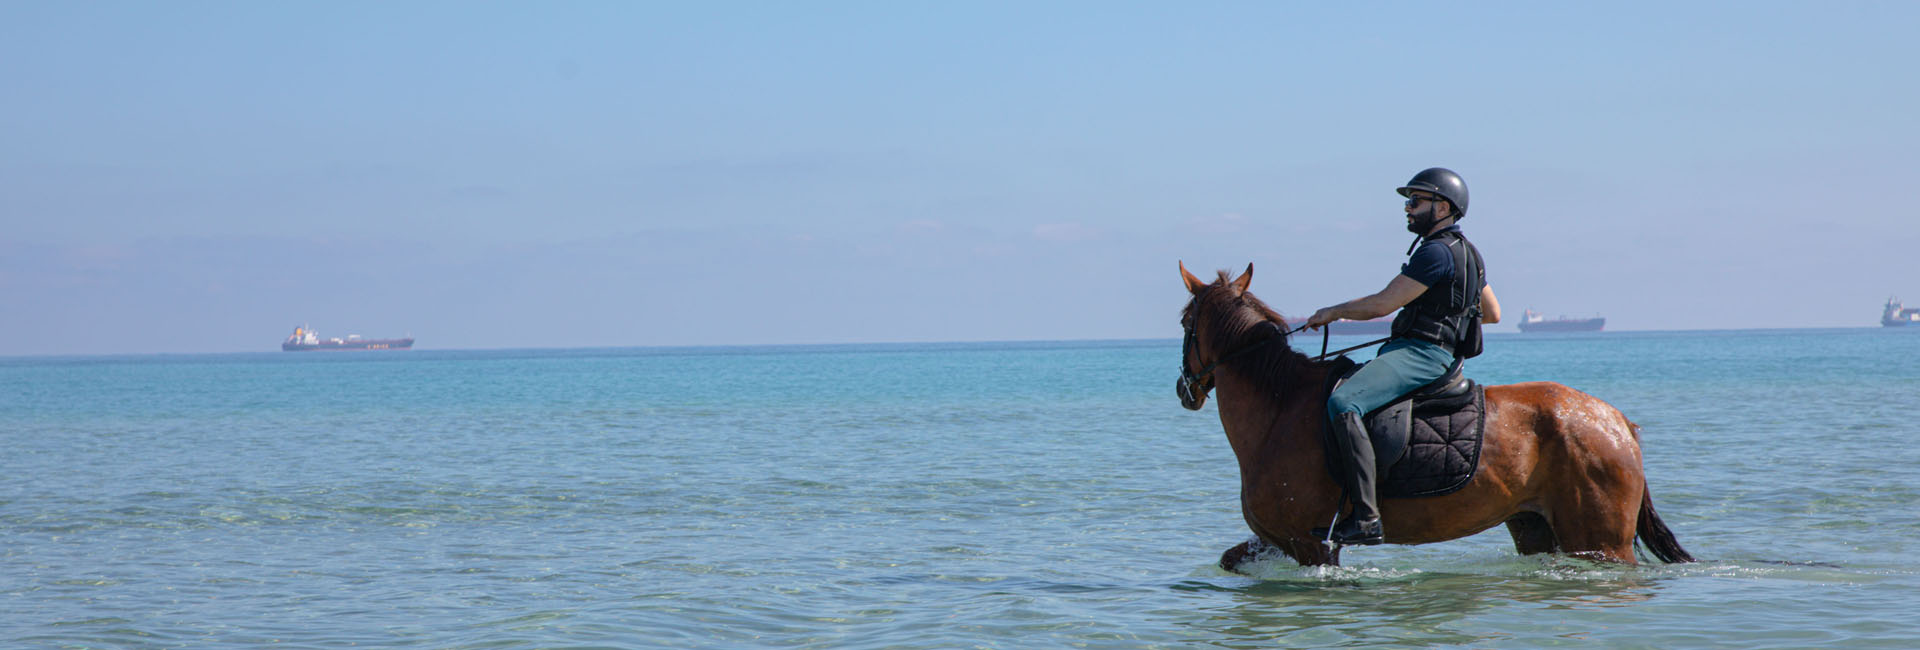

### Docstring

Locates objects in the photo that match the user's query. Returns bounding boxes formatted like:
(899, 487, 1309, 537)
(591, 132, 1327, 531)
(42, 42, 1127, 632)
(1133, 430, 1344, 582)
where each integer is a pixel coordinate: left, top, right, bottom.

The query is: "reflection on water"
(1158, 548, 1917, 649)
(1175, 556, 1662, 648)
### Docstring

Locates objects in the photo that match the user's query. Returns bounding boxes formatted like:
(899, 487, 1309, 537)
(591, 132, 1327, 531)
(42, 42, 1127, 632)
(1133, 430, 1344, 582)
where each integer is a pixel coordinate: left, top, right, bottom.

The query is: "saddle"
(1322, 356, 1487, 498)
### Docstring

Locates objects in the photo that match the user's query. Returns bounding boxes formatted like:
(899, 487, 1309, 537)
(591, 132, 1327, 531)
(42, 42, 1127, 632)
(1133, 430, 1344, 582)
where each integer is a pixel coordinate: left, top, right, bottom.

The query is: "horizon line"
(3, 325, 1907, 360)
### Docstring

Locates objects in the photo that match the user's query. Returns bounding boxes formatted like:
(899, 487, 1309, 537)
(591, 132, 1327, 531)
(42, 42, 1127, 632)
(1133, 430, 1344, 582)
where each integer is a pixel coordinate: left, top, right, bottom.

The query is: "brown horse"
(1177, 262, 1694, 569)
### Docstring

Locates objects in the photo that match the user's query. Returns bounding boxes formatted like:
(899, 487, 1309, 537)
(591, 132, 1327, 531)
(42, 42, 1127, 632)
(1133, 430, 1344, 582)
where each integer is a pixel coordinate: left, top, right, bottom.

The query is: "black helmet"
(1397, 167, 1469, 219)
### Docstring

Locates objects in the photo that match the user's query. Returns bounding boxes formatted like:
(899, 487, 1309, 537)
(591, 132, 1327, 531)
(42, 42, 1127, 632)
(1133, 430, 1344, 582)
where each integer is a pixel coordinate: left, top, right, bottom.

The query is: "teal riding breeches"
(1327, 338, 1455, 419)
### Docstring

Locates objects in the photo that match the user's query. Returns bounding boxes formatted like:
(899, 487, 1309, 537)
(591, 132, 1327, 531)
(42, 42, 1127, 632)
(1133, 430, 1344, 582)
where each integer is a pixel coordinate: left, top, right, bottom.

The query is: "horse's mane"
(1185, 270, 1327, 399)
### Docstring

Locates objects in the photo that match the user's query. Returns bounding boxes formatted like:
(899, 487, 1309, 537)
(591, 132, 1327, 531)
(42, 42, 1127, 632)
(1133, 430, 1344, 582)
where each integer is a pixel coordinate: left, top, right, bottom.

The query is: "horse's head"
(1177, 261, 1287, 410)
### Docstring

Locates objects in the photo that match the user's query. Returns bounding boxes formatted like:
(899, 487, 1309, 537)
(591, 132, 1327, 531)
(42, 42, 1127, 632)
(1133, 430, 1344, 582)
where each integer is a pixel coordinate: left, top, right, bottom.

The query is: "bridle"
(1178, 295, 1307, 405)
(1178, 293, 1388, 404)
(1175, 316, 1297, 406)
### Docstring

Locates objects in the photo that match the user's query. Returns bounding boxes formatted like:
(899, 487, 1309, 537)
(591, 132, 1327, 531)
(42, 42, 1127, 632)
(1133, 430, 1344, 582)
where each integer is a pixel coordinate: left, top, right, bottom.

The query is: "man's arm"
(1480, 284, 1501, 324)
(1306, 275, 1429, 329)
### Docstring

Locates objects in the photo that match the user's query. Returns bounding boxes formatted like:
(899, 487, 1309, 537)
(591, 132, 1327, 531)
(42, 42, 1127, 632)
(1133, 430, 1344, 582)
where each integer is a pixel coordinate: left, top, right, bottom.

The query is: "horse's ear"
(1230, 263, 1253, 293)
(1180, 261, 1207, 294)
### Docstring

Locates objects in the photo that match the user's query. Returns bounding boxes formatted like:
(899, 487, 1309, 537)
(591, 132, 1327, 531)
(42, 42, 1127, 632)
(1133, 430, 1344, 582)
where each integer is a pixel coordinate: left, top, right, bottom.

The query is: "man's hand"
(1307, 307, 1339, 330)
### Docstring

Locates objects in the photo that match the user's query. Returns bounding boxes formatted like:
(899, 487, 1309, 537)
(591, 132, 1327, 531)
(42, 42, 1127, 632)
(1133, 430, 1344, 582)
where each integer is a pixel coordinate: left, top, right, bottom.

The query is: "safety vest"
(1390, 229, 1485, 358)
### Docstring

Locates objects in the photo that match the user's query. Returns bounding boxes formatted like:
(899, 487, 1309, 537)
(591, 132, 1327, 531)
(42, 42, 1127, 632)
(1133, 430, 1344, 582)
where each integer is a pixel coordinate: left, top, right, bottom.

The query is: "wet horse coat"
(1176, 263, 1692, 568)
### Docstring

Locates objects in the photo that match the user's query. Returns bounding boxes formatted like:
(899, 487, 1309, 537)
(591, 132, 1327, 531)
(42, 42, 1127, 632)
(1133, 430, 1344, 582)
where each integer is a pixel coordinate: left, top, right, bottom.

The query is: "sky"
(3, 1, 1917, 355)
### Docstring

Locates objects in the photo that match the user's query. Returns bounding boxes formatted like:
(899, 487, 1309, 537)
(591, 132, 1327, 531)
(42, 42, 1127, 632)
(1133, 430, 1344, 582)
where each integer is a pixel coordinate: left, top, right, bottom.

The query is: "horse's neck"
(1212, 361, 1326, 480)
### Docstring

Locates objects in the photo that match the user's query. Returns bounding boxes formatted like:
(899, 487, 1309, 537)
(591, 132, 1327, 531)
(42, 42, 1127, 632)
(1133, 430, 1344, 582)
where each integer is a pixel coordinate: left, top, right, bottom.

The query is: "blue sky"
(3, 2, 1916, 354)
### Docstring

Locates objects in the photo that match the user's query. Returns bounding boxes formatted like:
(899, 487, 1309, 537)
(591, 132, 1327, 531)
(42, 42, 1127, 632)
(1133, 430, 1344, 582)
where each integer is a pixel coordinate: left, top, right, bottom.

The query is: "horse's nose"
(1176, 377, 1205, 410)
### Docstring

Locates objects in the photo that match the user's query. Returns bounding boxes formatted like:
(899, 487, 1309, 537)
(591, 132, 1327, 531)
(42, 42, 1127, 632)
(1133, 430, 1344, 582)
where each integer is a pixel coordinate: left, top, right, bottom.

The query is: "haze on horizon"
(4, 2, 1916, 356)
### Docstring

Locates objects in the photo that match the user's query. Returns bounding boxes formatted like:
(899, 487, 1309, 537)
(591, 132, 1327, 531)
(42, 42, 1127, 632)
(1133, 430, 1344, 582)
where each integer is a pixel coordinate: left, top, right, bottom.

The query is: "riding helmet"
(1397, 168, 1469, 220)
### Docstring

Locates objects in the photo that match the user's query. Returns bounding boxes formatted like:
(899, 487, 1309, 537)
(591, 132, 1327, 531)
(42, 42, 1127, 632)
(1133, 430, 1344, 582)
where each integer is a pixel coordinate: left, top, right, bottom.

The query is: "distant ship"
(1517, 310, 1605, 333)
(282, 326, 414, 351)
(1884, 297, 1920, 327)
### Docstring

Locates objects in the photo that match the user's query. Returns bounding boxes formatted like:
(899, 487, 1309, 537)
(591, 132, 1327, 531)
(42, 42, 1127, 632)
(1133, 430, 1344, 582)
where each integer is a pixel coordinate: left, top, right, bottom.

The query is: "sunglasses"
(1405, 195, 1441, 209)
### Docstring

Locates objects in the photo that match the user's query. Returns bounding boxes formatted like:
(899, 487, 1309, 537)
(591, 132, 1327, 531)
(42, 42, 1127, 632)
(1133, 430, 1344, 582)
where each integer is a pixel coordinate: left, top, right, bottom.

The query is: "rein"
(1315, 334, 1391, 361)
(1179, 314, 1390, 402)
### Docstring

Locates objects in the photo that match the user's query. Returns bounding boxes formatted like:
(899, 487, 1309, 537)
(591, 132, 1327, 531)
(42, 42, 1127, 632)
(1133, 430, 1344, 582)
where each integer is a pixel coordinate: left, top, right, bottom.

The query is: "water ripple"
(6, 336, 1920, 647)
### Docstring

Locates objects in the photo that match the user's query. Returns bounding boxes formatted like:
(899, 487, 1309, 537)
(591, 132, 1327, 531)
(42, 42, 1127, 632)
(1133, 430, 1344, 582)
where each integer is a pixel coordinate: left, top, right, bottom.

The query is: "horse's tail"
(1636, 483, 1695, 563)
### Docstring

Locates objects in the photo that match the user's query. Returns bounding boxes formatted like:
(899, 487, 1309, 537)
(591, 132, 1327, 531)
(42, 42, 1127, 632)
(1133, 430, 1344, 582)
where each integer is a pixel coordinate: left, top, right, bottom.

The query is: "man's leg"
(1321, 340, 1453, 544)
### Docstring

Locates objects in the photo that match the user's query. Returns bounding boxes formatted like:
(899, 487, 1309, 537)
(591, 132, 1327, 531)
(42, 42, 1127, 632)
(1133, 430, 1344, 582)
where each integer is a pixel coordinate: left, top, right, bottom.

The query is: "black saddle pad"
(1322, 357, 1488, 498)
(1378, 383, 1485, 497)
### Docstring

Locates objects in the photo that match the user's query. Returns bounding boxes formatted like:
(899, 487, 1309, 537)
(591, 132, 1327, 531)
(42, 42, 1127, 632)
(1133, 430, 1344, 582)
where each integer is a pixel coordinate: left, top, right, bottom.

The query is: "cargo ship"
(282, 326, 413, 351)
(1516, 310, 1605, 333)
(1884, 297, 1920, 327)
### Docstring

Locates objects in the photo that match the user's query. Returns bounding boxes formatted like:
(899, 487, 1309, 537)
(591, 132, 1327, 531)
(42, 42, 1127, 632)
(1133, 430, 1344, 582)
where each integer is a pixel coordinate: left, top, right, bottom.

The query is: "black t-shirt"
(1400, 226, 1462, 288)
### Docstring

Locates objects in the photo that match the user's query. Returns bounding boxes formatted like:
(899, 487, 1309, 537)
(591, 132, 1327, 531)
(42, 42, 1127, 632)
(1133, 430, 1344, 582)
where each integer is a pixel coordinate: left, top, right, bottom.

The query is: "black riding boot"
(1326, 411, 1384, 545)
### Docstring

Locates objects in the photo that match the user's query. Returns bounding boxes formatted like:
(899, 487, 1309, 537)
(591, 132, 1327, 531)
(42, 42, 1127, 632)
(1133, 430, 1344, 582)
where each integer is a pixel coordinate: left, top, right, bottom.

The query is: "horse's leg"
(1554, 526, 1639, 563)
(1504, 512, 1558, 555)
(1220, 535, 1340, 572)
(1219, 537, 1272, 573)
(1545, 482, 1642, 564)
(1528, 386, 1646, 564)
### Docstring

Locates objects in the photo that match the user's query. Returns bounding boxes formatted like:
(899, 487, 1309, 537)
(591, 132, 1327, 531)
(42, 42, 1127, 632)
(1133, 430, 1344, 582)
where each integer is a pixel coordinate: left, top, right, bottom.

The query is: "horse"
(1176, 262, 1694, 569)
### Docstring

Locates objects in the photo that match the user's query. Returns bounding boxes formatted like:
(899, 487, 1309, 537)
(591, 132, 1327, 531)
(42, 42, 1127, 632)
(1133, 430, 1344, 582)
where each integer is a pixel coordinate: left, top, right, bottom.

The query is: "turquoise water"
(4, 329, 1919, 648)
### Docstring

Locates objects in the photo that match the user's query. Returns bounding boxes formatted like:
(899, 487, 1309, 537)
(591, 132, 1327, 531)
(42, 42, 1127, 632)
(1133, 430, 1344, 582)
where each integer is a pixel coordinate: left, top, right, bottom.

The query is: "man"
(1304, 167, 1502, 545)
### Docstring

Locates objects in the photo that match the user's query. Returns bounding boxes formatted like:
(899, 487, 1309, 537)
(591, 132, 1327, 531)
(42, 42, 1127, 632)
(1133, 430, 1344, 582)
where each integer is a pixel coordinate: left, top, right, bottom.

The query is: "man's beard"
(1406, 204, 1441, 235)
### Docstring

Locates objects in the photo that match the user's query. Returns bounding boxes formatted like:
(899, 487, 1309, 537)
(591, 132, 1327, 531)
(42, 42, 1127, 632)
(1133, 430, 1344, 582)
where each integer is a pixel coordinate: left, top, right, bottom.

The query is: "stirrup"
(1331, 516, 1384, 546)
(1312, 513, 1384, 546)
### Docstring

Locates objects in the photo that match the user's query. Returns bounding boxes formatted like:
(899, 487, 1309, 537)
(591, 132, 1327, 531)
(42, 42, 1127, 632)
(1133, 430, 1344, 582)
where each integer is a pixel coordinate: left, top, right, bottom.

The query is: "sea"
(4, 328, 1919, 649)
